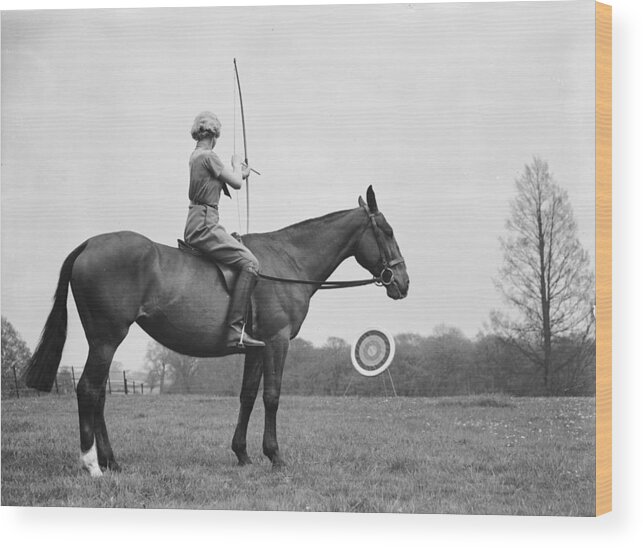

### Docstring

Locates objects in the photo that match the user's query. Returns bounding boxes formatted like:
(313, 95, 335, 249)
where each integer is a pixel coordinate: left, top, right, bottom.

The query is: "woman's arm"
(218, 154, 250, 190)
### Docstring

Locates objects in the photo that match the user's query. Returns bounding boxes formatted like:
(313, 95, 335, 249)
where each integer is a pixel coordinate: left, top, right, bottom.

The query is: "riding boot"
(226, 269, 265, 348)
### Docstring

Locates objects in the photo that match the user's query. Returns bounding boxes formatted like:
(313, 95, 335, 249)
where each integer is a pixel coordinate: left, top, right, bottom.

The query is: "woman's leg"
(185, 208, 263, 347)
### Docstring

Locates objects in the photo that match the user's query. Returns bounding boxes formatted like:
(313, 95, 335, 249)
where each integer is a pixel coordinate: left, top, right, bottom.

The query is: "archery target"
(351, 328, 396, 377)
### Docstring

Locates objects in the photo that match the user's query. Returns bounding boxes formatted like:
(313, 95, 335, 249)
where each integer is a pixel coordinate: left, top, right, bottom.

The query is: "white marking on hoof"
(80, 440, 103, 477)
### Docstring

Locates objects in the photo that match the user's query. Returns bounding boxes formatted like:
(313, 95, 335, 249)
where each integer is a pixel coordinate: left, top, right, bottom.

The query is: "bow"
(233, 58, 250, 233)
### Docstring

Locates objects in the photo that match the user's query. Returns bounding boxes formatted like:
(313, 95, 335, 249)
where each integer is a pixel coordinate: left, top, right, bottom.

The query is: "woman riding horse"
(23, 182, 409, 475)
(185, 111, 264, 348)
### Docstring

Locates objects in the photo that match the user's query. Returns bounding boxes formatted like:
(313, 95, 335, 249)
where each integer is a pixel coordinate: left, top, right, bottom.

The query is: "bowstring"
(233, 66, 242, 233)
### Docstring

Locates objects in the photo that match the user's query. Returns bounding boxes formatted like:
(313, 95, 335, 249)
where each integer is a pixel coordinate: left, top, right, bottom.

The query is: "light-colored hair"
(190, 111, 222, 141)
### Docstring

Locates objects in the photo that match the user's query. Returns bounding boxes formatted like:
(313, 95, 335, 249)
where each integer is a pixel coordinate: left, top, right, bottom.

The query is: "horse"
(24, 186, 409, 476)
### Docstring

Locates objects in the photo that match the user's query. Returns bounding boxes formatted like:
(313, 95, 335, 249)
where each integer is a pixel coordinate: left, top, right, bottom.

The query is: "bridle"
(257, 207, 405, 290)
(362, 206, 406, 287)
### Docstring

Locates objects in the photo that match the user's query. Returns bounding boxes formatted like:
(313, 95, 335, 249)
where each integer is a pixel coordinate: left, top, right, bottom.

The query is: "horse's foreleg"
(262, 334, 289, 468)
(231, 348, 264, 465)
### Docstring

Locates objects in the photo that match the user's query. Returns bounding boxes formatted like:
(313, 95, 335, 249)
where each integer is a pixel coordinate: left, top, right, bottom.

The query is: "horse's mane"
(266, 208, 355, 238)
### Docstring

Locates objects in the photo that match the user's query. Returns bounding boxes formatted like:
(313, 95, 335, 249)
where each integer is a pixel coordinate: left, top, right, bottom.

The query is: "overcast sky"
(1, 1, 596, 371)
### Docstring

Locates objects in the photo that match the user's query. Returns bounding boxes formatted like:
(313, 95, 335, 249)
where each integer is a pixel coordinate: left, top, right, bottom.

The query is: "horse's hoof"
(271, 458, 286, 470)
(99, 460, 121, 473)
(81, 464, 103, 478)
(107, 461, 122, 473)
(237, 456, 253, 466)
(80, 444, 103, 477)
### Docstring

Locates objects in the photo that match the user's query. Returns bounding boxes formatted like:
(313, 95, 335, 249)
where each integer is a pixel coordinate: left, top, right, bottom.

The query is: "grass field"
(1, 394, 595, 515)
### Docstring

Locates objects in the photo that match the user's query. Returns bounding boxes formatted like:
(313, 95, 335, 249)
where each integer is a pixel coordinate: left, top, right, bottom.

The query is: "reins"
(257, 206, 405, 290)
(257, 272, 377, 290)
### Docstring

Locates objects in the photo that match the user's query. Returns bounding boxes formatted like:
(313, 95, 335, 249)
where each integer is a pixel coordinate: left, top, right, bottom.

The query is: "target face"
(351, 328, 396, 377)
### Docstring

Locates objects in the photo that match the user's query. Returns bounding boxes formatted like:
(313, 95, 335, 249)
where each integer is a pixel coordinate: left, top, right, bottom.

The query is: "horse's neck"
(277, 208, 366, 283)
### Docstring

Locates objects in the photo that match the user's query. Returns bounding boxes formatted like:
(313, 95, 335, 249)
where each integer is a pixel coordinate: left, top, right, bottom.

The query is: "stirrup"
(226, 323, 265, 348)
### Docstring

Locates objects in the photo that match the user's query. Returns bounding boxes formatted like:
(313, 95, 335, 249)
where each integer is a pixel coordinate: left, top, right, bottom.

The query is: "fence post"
(141, 383, 144, 394)
(12, 363, 20, 399)
(123, 371, 128, 395)
(54, 376, 59, 395)
(71, 367, 76, 393)
(132, 380, 136, 394)
(108, 376, 112, 394)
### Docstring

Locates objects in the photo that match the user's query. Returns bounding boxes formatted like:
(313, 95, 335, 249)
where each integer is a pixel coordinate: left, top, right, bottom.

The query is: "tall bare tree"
(493, 157, 594, 393)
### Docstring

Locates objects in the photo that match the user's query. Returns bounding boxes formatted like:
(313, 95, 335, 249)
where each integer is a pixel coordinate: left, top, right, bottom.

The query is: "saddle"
(177, 239, 238, 293)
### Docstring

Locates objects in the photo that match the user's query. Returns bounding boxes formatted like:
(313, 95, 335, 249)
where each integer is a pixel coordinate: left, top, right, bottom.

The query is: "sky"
(1, 1, 596, 372)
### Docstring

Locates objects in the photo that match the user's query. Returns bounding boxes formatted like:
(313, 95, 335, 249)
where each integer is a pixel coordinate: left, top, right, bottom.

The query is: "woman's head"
(191, 111, 222, 141)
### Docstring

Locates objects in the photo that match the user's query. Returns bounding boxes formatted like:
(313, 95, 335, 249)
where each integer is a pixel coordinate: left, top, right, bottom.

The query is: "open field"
(1, 394, 595, 515)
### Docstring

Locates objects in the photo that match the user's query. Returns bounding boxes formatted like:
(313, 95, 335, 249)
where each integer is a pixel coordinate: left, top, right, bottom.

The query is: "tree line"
(142, 325, 594, 398)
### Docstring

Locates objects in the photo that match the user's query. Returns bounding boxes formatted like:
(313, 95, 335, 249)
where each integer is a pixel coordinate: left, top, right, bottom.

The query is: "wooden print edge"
(595, 0, 612, 517)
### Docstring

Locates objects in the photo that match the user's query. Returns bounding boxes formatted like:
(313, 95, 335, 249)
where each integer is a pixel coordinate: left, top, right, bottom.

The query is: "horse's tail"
(23, 241, 88, 392)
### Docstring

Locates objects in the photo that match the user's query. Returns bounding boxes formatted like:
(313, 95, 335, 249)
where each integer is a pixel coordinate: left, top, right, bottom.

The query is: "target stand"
(344, 328, 397, 397)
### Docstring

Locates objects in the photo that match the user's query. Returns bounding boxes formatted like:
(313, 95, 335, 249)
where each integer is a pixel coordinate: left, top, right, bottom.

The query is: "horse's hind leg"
(77, 335, 126, 476)
(231, 348, 264, 465)
(94, 383, 120, 471)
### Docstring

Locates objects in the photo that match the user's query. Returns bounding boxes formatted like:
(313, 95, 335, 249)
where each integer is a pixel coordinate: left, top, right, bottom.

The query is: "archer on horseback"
(184, 111, 264, 348)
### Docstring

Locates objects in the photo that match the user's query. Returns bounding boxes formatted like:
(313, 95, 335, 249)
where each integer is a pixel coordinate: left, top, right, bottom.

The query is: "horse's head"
(355, 186, 409, 300)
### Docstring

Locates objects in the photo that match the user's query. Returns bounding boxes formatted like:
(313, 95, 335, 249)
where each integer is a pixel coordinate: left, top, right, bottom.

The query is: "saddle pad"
(177, 240, 237, 293)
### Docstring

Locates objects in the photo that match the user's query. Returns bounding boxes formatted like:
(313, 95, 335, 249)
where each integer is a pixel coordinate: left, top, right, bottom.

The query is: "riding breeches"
(184, 204, 259, 273)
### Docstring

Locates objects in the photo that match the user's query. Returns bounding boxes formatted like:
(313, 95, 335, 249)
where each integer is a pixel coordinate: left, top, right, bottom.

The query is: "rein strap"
(257, 272, 376, 290)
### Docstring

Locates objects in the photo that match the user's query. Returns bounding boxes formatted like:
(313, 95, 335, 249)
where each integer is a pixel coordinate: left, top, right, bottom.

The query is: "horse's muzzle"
(386, 278, 408, 300)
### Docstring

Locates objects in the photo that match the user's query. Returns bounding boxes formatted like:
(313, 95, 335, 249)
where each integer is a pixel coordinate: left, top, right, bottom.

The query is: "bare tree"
(145, 341, 202, 393)
(493, 157, 594, 393)
(2, 317, 32, 396)
(323, 337, 349, 395)
(144, 341, 170, 394)
(167, 353, 201, 393)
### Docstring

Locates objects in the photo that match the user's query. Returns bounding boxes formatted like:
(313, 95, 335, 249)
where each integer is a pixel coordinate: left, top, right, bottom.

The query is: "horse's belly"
(137, 260, 232, 357)
(137, 296, 228, 356)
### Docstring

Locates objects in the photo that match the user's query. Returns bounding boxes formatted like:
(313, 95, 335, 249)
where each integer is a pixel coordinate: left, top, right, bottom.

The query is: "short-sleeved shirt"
(188, 148, 226, 207)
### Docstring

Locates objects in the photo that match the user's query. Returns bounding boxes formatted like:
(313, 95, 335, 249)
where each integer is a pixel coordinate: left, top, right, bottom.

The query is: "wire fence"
(2, 366, 148, 399)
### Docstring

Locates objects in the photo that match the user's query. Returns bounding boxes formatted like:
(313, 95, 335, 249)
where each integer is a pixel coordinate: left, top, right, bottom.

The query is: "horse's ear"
(358, 196, 367, 208)
(366, 185, 378, 213)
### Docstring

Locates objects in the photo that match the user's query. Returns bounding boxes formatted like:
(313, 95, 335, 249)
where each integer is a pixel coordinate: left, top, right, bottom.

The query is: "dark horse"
(24, 186, 409, 476)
